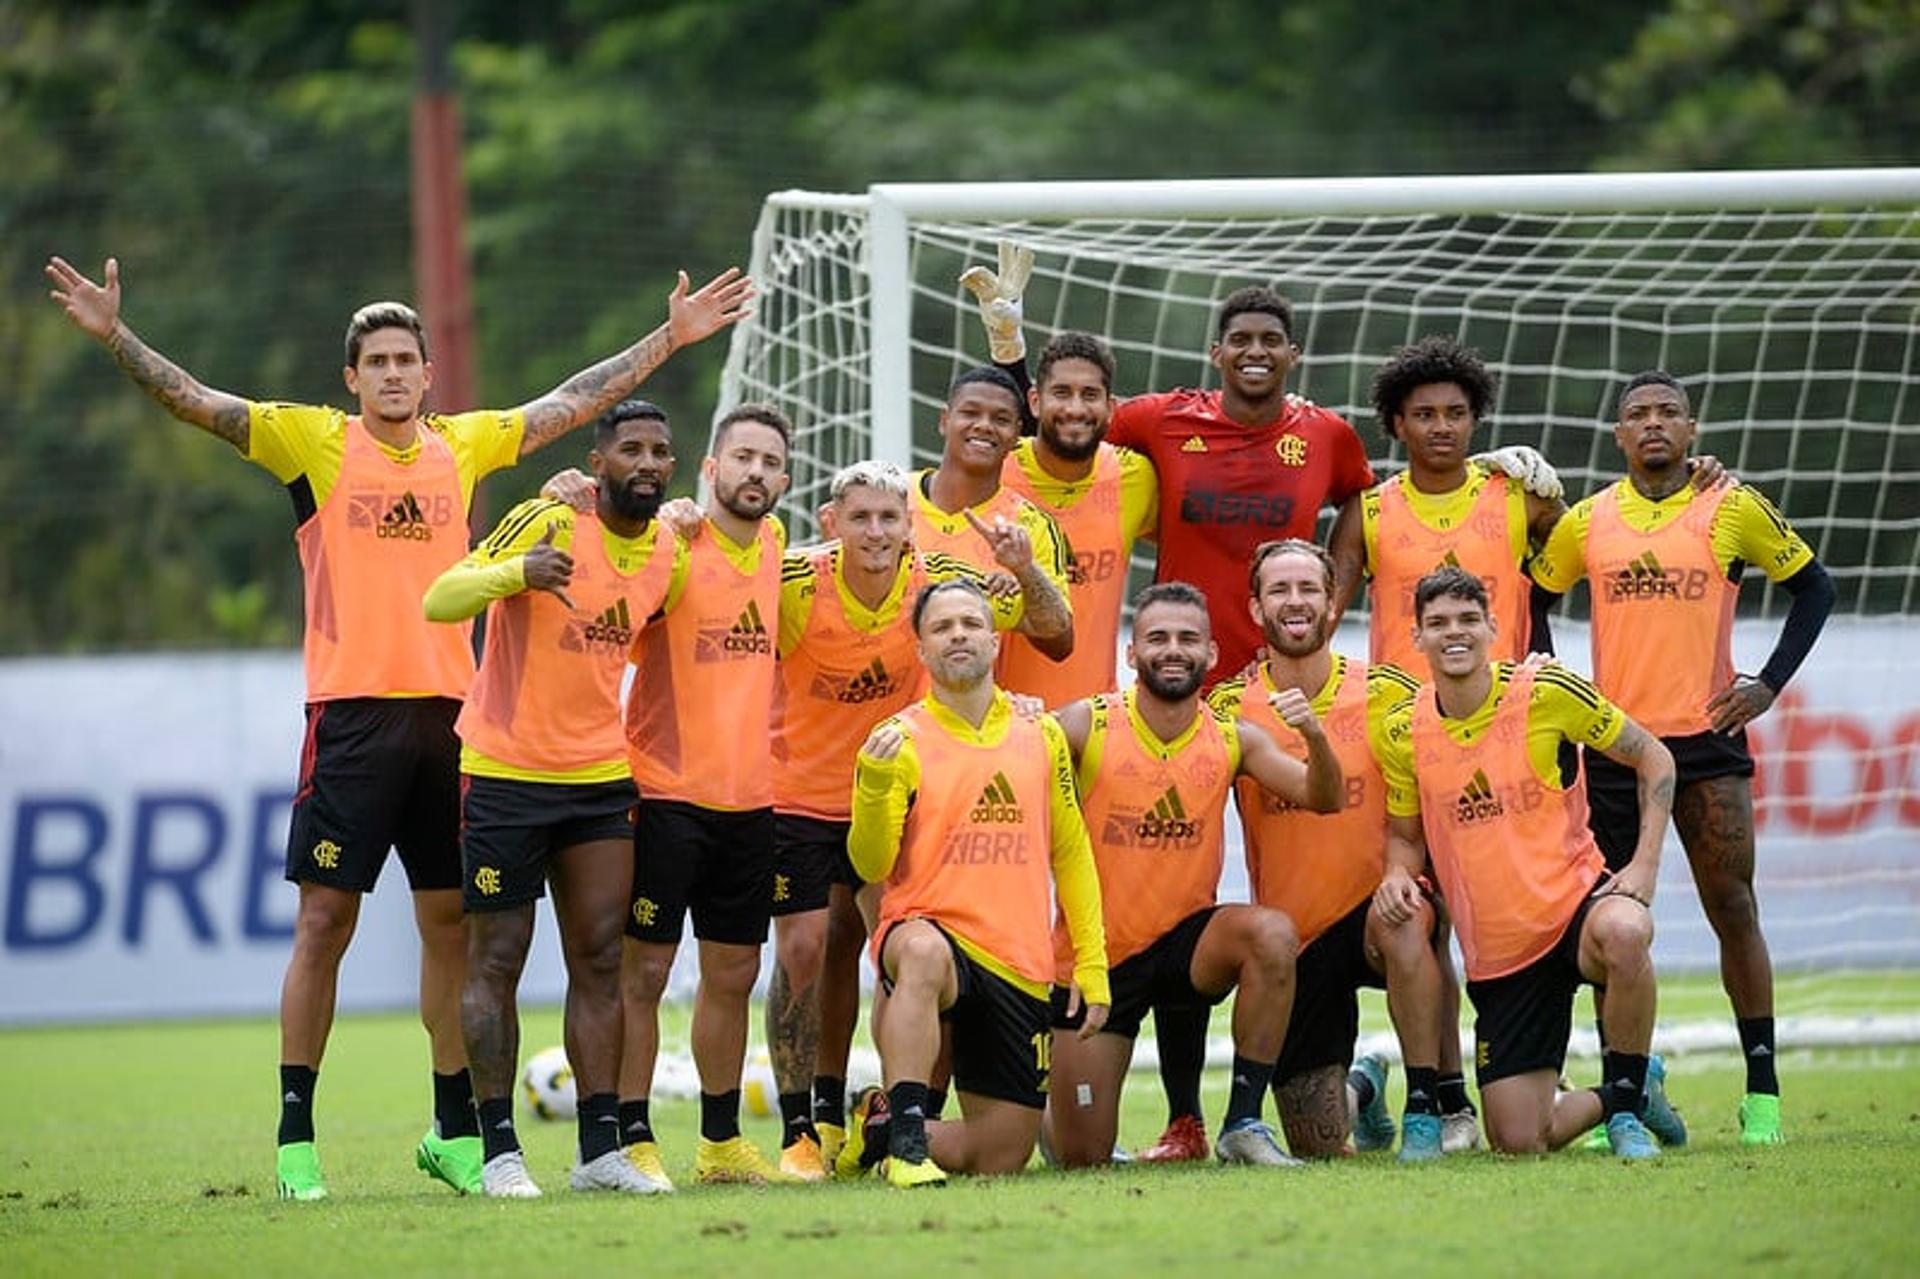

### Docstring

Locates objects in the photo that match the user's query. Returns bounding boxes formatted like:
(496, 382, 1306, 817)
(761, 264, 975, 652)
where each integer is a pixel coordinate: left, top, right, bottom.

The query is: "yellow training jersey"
(246, 401, 523, 516)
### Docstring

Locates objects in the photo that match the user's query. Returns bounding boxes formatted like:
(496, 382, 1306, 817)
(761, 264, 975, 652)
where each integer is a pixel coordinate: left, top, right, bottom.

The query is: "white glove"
(958, 240, 1034, 364)
(1475, 445, 1563, 501)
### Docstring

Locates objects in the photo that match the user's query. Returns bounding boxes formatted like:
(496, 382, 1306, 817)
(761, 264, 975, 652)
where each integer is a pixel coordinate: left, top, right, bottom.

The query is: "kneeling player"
(424, 402, 687, 1196)
(846, 581, 1110, 1186)
(1211, 540, 1450, 1161)
(1372, 568, 1687, 1157)
(1046, 583, 1343, 1169)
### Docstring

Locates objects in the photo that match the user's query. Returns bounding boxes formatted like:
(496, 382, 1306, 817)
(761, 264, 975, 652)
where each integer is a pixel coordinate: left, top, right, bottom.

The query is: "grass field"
(4, 977, 1918, 1277)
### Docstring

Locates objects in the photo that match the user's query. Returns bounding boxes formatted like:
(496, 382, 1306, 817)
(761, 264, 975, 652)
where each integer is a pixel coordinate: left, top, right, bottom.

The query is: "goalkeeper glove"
(958, 240, 1034, 364)
(1474, 445, 1563, 500)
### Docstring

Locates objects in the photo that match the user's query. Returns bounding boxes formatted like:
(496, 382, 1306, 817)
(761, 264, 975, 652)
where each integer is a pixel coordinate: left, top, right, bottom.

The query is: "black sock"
(619, 1097, 654, 1146)
(779, 1090, 818, 1147)
(432, 1068, 479, 1139)
(1224, 1055, 1275, 1127)
(813, 1076, 847, 1128)
(1436, 1072, 1473, 1116)
(1346, 1062, 1376, 1112)
(1155, 1003, 1210, 1124)
(1404, 1066, 1442, 1118)
(1599, 1050, 1649, 1120)
(1737, 1017, 1779, 1095)
(888, 1080, 930, 1160)
(278, 1064, 318, 1146)
(578, 1092, 621, 1163)
(700, 1089, 741, 1143)
(479, 1096, 519, 1161)
(925, 1086, 948, 1121)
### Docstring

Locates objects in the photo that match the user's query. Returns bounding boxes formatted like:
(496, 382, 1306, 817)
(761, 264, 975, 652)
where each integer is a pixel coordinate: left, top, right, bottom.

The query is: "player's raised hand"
(658, 496, 704, 540)
(1269, 686, 1325, 737)
(523, 523, 575, 610)
(1706, 672, 1775, 735)
(46, 256, 122, 341)
(1474, 444, 1563, 500)
(964, 509, 1034, 573)
(539, 467, 597, 512)
(667, 267, 755, 349)
(958, 240, 1034, 364)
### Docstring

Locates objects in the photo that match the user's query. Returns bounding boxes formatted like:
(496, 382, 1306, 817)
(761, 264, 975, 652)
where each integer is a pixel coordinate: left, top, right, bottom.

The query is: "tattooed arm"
(1592, 717, 1675, 905)
(513, 267, 754, 456)
(46, 256, 251, 448)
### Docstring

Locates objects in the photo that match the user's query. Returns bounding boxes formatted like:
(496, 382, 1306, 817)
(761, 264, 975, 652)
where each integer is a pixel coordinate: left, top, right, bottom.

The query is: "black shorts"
(1051, 907, 1222, 1040)
(285, 697, 462, 894)
(1275, 897, 1386, 1085)
(460, 775, 638, 912)
(771, 813, 858, 917)
(1466, 888, 1602, 1088)
(882, 922, 1052, 1110)
(1586, 730, 1754, 869)
(628, 800, 775, 946)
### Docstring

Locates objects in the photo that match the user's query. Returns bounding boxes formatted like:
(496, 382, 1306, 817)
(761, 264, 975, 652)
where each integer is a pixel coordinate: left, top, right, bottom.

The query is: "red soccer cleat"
(1137, 1114, 1209, 1163)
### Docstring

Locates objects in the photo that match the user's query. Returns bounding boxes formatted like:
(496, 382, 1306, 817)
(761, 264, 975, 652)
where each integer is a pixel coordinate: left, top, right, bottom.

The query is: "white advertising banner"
(2, 620, 1915, 1023)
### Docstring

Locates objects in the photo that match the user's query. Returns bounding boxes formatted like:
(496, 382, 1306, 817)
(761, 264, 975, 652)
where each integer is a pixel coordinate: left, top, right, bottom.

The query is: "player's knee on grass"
(1482, 1082, 1553, 1155)
(1274, 1066, 1350, 1158)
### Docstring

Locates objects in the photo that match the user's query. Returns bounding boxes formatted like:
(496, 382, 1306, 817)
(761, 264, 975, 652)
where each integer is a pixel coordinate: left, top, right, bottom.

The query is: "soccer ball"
(742, 1048, 778, 1119)
(521, 1045, 577, 1121)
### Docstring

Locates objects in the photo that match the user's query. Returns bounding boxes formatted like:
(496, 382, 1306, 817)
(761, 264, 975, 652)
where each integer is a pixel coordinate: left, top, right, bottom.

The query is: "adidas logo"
(283, 1091, 302, 1104)
(1134, 785, 1201, 840)
(377, 491, 434, 541)
(578, 597, 635, 647)
(811, 656, 900, 705)
(1604, 551, 1709, 603)
(694, 599, 773, 662)
(1180, 435, 1209, 453)
(1750, 1044, 1772, 1058)
(1454, 769, 1505, 823)
(969, 771, 1024, 824)
(1436, 549, 1463, 571)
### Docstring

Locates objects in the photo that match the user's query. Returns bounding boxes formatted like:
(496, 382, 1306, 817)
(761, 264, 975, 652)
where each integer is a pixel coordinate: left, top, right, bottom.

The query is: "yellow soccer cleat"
(623, 1140, 676, 1193)
(779, 1133, 830, 1183)
(833, 1087, 890, 1181)
(816, 1121, 847, 1169)
(882, 1154, 948, 1189)
(695, 1135, 797, 1186)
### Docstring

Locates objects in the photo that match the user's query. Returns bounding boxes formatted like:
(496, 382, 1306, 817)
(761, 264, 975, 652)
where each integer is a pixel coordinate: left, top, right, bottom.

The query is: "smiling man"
(44, 254, 750, 1202)
(423, 399, 688, 1197)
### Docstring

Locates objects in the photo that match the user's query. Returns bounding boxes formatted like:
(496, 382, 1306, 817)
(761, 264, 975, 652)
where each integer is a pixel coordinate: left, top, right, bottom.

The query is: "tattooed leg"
(1675, 775, 1772, 1019)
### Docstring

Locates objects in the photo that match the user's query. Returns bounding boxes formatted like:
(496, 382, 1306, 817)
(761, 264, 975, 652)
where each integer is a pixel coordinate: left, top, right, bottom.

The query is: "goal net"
(718, 170, 1920, 1050)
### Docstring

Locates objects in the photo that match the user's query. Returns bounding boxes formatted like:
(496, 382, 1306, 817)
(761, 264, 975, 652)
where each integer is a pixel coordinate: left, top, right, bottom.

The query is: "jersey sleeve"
(1206, 676, 1248, 720)
(847, 719, 920, 884)
(778, 551, 819, 658)
(1042, 715, 1109, 1007)
(1116, 446, 1160, 542)
(1529, 496, 1594, 593)
(1365, 662, 1422, 717)
(1721, 486, 1815, 583)
(1105, 394, 1155, 454)
(1372, 698, 1421, 818)
(422, 497, 571, 622)
(1531, 665, 1626, 753)
(245, 401, 341, 484)
(923, 551, 1024, 630)
(436, 408, 527, 488)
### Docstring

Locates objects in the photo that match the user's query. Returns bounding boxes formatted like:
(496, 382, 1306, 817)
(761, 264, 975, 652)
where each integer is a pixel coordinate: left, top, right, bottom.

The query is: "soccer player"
(1045, 583, 1344, 1169)
(1328, 334, 1566, 675)
(843, 580, 1110, 1187)
(910, 366, 1076, 673)
(422, 401, 688, 1197)
(1209, 540, 1451, 1161)
(1531, 372, 1835, 1145)
(1371, 567, 1687, 1158)
(43, 253, 750, 1201)
(618, 403, 792, 1188)
(766, 460, 1019, 1179)
(994, 332, 1158, 705)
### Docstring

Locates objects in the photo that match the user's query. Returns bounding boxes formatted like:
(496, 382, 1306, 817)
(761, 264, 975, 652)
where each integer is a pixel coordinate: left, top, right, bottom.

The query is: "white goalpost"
(715, 168, 1920, 1049)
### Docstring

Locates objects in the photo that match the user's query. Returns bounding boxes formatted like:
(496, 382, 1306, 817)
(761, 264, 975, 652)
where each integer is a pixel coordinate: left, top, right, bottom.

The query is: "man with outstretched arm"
(44, 253, 749, 1200)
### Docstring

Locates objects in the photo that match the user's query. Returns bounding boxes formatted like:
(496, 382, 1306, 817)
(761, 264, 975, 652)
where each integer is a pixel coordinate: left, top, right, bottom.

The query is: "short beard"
(1263, 615, 1329, 659)
(717, 481, 772, 521)
(606, 481, 664, 524)
(1138, 662, 1205, 701)
(1039, 422, 1104, 463)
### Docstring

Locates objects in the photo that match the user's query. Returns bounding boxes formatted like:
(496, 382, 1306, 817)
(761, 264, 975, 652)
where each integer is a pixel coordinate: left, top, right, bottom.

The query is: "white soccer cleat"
(481, 1150, 543, 1198)
(571, 1147, 669, 1194)
(1216, 1119, 1304, 1168)
(1441, 1109, 1482, 1154)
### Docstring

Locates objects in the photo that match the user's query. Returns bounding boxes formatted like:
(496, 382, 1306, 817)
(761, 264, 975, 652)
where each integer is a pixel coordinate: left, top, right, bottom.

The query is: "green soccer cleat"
(276, 1141, 328, 1201)
(1739, 1093, 1785, 1146)
(416, 1130, 485, 1195)
(1605, 1112, 1660, 1161)
(1578, 1125, 1610, 1152)
(1349, 1053, 1396, 1153)
(1640, 1055, 1688, 1148)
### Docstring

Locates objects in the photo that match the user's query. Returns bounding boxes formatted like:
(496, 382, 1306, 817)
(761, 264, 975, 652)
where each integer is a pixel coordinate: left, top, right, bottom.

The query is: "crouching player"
(1371, 568, 1687, 1158)
(845, 581, 1109, 1186)
(1046, 583, 1343, 1169)
(423, 401, 687, 1195)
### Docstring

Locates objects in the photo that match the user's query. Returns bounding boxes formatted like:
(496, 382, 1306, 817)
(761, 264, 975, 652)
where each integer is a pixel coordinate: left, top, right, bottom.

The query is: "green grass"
(3, 981, 1918, 1278)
